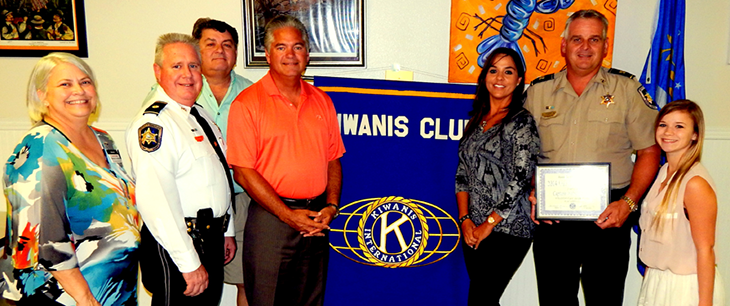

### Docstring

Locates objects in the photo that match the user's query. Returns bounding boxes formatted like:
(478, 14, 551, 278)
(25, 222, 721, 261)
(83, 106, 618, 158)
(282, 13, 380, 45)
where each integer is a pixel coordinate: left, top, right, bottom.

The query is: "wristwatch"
(621, 196, 638, 212)
(325, 203, 340, 219)
(487, 215, 498, 226)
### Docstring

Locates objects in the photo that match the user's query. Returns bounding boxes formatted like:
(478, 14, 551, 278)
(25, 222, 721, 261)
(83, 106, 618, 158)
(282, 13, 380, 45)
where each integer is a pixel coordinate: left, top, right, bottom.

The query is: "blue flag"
(640, 0, 686, 109)
(636, 0, 685, 277)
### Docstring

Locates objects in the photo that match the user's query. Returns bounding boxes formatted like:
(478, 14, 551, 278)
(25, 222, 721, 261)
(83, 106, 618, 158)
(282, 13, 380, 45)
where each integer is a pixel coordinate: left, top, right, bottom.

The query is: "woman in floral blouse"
(3, 52, 140, 306)
(455, 47, 540, 305)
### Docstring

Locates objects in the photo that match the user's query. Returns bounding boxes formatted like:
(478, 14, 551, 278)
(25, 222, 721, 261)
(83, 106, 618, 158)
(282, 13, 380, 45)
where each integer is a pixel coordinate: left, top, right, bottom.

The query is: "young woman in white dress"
(638, 100, 724, 306)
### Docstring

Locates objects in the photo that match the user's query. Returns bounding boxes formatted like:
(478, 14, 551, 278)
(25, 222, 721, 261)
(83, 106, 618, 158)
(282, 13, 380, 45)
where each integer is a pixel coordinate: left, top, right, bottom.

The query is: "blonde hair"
(27, 52, 98, 124)
(651, 99, 705, 231)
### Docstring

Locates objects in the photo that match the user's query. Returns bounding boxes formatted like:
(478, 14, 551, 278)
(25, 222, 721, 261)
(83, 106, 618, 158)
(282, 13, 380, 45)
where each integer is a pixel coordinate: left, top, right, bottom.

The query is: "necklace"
(480, 108, 509, 129)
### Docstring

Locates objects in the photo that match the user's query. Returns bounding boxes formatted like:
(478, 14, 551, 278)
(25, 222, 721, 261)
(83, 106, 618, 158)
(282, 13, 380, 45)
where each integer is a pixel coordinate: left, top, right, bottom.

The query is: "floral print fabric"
(3, 123, 140, 305)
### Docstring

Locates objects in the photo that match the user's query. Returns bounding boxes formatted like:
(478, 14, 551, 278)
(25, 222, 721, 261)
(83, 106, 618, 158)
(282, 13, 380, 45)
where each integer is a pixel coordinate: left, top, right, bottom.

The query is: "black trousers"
(533, 187, 632, 306)
(243, 198, 330, 306)
(140, 225, 224, 306)
(462, 231, 533, 306)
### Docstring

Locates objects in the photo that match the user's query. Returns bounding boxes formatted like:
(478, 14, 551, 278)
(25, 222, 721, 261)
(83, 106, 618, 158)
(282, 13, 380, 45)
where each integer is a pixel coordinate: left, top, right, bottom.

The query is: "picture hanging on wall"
(0, 0, 88, 57)
(448, 0, 617, 84)
(242, 0, 365, 67)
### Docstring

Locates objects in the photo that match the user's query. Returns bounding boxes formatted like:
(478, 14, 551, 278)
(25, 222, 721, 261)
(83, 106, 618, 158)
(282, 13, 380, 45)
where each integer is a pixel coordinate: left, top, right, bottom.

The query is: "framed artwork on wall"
(447, 0, 617, 83)
(0, 0, 88, 57)
(242, 0, 365, 68)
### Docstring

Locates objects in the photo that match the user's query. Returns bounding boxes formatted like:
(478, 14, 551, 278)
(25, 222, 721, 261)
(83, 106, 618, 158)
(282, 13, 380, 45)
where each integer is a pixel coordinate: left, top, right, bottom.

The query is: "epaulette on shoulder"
(530, 73, 555, 86)
(143, 101, 167, 116)
(608, 68, 636, 80)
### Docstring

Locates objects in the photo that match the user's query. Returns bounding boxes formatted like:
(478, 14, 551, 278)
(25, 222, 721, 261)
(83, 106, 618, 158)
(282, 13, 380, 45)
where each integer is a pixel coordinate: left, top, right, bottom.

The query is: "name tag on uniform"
(542, 106, 557, 118)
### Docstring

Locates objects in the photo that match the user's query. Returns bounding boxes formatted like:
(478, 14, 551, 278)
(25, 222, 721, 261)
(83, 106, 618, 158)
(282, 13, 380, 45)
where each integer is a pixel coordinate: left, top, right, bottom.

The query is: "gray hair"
(26, 52, 98, 124)
(154, 33, 200, 66)
(263, 15, 310, 52)
(563, 9, 609, 39)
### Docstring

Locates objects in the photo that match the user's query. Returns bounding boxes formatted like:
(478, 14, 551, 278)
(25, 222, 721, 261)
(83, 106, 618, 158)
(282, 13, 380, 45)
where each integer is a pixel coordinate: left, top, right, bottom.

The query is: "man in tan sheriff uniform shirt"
(524, 9, 661, 306)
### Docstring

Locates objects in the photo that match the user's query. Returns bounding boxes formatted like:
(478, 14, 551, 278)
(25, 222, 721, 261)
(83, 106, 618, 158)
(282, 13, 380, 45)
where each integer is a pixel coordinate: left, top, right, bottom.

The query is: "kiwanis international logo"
(329, 196, 460, 268)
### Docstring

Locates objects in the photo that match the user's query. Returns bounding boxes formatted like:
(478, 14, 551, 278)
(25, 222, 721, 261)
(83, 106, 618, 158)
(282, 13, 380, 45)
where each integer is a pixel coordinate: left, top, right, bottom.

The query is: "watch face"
(488, 216, 496, 225)
(328, 203, 340, 218)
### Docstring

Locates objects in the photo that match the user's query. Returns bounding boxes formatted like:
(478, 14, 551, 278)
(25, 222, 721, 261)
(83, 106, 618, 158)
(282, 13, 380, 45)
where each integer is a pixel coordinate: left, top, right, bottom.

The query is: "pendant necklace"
(480, 107, 509, 129)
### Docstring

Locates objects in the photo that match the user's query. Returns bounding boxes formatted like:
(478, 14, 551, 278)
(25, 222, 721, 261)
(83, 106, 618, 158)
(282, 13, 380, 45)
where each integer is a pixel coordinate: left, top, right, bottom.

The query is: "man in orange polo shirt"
(226, 15, 345, 306)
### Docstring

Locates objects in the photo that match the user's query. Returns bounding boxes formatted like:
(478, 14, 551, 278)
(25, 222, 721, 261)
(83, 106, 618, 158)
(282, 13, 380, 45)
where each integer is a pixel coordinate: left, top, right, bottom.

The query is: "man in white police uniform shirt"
(126, 33, 234, 305)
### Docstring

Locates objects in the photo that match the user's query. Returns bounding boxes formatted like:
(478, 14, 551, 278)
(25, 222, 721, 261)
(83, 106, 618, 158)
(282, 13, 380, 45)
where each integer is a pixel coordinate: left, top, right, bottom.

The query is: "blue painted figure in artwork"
(475, 0, 575, 69)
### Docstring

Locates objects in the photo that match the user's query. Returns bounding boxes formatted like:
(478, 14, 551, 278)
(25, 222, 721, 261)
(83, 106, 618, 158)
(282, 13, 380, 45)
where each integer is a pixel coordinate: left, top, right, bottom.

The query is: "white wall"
(1, 1, 729, 305)
(1, 0, 729, 128)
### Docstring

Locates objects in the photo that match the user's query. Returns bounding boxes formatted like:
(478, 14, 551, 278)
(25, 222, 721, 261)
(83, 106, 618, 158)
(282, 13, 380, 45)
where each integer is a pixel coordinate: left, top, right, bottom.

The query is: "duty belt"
(185, 214, 230, 233)
(184, 208, 230, 256)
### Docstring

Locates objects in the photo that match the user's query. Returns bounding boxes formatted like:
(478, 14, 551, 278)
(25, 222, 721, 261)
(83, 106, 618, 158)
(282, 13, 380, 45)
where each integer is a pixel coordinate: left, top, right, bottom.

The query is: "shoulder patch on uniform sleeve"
(637, 85, 658, 110)
(138, 123, 163, 152)
(608, 68, 636, 80)
(143, 101, 168, 116)
(530, 73, 555, 85)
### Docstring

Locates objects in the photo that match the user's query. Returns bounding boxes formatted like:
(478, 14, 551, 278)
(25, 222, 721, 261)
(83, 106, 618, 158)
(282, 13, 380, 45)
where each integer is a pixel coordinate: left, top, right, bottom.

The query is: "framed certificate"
(535, 163, 611, 220)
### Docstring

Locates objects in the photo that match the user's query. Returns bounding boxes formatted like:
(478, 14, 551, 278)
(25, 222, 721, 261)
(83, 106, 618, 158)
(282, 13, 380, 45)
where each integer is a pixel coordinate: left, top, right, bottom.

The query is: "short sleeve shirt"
(227, 72, 345, 199)
(524, 67, 658, 188)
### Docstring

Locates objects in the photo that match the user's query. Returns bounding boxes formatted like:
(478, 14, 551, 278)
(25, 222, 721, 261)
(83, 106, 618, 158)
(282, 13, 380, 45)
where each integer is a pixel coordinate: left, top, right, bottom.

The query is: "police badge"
(600, 93, 615, 108)
(138, 123, 163, 152)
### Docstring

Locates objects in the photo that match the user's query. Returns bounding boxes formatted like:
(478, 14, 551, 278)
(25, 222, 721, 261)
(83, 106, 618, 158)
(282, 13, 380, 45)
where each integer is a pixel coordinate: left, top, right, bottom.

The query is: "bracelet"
(459, 214, 471, 225)
(621, 196, 638, 212)
(325, 203, 340, 219)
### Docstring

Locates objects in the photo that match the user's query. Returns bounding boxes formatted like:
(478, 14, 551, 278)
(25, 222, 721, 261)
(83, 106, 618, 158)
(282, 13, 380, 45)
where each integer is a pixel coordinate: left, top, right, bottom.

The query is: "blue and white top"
(455, 109, 540, 239)
(3, 123, 140, 305)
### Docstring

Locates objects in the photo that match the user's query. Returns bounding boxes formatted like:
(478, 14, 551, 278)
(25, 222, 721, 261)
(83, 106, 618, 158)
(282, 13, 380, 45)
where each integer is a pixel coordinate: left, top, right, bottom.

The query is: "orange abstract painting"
(448, 0, 617, 84)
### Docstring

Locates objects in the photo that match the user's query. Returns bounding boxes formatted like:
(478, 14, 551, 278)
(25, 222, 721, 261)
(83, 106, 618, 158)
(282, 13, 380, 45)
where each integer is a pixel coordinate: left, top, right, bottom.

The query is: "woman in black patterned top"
(455, 47, 540, 305)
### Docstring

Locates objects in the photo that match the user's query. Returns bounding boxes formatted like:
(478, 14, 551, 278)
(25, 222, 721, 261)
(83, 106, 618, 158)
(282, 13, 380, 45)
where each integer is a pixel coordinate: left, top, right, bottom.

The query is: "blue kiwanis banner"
(315, 76, 476, 306)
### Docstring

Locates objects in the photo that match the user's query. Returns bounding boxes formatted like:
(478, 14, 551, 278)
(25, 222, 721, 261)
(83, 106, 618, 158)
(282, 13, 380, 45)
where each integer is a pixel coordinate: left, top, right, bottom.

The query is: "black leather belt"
(280, 193, 325, 209)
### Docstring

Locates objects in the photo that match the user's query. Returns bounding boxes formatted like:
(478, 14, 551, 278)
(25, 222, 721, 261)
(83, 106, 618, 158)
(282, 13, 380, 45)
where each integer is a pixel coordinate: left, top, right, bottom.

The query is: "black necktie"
(190, 105, 235, 213)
